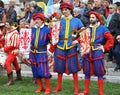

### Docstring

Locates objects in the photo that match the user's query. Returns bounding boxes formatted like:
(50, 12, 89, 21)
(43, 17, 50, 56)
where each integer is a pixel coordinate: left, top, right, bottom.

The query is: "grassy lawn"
(0, 76, 120, 95)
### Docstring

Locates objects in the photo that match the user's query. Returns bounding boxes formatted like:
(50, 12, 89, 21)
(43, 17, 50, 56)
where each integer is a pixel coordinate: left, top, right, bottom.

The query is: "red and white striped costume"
(0, 29, 5, 47)
(4, 29, 20, 74)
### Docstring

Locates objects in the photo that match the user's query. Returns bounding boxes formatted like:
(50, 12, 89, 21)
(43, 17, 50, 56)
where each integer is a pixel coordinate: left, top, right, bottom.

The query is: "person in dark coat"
(107, 4, 120, 71)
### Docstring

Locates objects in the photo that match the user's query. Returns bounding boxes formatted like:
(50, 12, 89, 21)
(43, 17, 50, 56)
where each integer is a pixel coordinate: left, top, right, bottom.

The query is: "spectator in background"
(30, 1, 43, 14)
(0, 0, 6, 23)
(115, 2, 120, 14)
(103, 0, 111, 18)
(107, 4, 120, 71)
(73, 7, 89, 26)
(0, 0, 4, 8)
(84, 0, 105, 17)
(4, 0, 17, 23)
(23, 2, 32, 23)
(74, 0, 80, 7)
(9, 0, 21, 18)
(79, 0, 88, 16)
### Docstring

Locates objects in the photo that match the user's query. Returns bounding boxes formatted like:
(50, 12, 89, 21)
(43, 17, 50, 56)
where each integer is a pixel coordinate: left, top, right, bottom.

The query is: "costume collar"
(7, 29, 16, 33)
(90, 22, 100, 27)
(34, 24, 44, 28)
(64, 15, 73, 20)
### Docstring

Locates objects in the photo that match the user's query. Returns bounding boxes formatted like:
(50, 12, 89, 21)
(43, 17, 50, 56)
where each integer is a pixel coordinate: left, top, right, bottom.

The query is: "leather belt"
(59, 38, 76, 40)
(90, 43, 100, 46)
(31, 46, 47, 50)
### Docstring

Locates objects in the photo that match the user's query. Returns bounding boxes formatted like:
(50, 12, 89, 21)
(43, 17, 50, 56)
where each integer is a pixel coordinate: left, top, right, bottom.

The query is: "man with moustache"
(29, 13, 55, 94)
(72, 11, 114, 95)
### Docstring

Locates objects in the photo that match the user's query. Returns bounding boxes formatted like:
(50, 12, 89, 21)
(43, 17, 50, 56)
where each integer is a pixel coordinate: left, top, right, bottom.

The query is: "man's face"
(5, 22, 11, 29)
(19, 22, 25, 28)
(94, 0, 101, 7)
(61, 8, 71, 17)
(90, 14, 98, 25)
(54, 0, 60, 4)
(103, 1, 110, 7)
(109, 7, 115, 14)
(34, 18, 43, 28)
(73, 10, 79, 17)
(63, 0, 70, 3)
(0, 26, 6, 34)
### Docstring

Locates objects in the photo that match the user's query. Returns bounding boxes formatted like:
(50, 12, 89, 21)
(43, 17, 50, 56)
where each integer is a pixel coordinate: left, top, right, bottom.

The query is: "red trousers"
(5, 53, 20, 74)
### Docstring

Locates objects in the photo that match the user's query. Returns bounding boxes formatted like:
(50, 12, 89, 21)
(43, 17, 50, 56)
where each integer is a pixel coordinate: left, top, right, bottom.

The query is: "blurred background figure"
(80, 0, 88, 16)
(115, 1, 120, 14)
(0, 0, 6, 23)
(3, 0, 17, 23)
(107, 4, 120, 71)
(73, 7, 89, 26)
(30, 0, 43, 14)
(22, 2, 32, 24)
(103, 0, 111, 18)
(84, 0, 105, 17)
(9, 0, 21, 18)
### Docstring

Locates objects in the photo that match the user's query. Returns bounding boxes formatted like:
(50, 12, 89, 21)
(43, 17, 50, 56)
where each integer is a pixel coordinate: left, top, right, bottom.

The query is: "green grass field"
(0, 76, 120, 95)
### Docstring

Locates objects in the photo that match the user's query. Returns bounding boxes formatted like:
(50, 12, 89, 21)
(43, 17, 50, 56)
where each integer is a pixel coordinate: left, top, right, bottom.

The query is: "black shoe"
(114, 67, 120, 71)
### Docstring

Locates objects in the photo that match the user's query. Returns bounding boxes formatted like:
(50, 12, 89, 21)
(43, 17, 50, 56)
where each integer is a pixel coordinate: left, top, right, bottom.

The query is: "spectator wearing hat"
(52, 2, 84, 95)
(29, 13, 55, 94)
(4, 20, 22, 86)
(72, 11, 114, 95)
(115, 2, 120, 14)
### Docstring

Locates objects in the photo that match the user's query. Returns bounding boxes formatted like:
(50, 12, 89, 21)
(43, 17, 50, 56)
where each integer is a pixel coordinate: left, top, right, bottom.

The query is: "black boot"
(16, 69, 22, 80)
(4, 72, 14, 86)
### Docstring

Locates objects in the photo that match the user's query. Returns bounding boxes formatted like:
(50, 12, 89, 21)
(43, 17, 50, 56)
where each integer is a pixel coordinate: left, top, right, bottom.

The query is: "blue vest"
(57, 17, 84, 50)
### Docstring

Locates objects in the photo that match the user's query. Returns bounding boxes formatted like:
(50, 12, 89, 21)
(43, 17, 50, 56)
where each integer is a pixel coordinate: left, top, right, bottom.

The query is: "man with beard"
(72, 11, 114, 95)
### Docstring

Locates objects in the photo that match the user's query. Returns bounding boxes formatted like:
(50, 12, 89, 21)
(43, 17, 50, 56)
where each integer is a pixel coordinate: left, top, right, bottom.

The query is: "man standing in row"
(73, 11, 114, 95)
(53, 2, 84, 95)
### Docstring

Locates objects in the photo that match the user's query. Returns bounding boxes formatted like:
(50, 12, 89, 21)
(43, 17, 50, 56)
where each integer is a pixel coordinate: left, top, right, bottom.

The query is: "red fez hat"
(32, 13, 45, 21)
(89, 11, 104, 25)
(60, 2, 73, 10)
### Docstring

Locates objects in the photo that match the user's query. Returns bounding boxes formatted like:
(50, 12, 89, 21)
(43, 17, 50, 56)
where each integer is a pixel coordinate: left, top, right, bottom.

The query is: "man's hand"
(47, 50, 54, 56)
(98, 45, 104, 52)
(72, 40, 78, 46)
(116, 35, 120, 42)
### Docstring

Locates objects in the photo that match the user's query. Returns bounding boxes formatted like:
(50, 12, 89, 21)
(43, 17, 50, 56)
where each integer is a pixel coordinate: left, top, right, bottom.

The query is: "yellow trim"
(57, 16, 74, 50)
(34, 28, 40, 49)
(90, 25, 99, 51)
(30, 50, 47, 54)
(64, 19, 69, 49)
